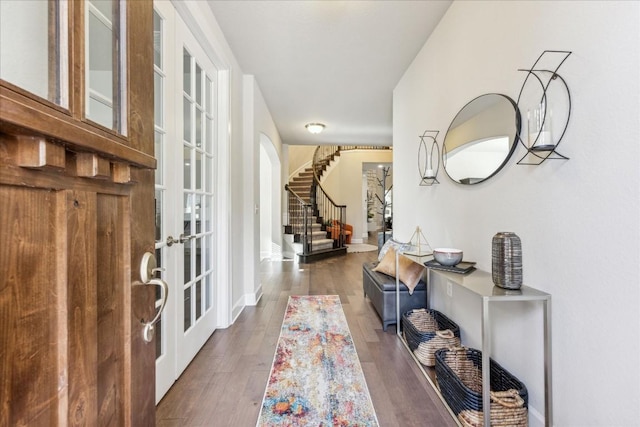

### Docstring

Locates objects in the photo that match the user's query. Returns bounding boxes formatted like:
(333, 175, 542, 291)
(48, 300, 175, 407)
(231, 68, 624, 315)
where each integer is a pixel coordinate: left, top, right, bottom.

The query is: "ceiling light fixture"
(305, 123, 325, 134)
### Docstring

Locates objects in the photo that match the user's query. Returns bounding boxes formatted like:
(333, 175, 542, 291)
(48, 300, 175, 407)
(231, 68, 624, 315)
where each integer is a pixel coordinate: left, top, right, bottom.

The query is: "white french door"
(153, 1, 218, 403)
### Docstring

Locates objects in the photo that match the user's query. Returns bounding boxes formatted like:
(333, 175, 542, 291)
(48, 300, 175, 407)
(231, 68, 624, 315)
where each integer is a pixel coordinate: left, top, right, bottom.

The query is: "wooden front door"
(0, 1, 157, 425)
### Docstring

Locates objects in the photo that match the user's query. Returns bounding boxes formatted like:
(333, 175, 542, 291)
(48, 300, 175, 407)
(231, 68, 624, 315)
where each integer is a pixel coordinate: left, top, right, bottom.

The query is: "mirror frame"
(442, 93, 521, 185)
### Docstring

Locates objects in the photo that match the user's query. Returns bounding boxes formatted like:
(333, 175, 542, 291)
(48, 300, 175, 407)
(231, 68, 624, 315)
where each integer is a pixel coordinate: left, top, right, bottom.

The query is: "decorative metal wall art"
(516, 50, 573, 165)
(418, 130, 440, 186)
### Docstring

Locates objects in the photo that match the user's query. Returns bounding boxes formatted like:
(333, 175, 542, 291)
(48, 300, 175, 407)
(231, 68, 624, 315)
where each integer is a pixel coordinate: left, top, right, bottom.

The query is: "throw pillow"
(378, 237, 409, 262)
(372, 247, 425, 295)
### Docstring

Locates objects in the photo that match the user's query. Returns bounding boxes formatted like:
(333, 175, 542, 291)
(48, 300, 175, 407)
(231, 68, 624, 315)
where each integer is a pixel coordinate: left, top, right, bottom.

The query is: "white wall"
(393, 1, 639, 426)
(243, 76, 283, 307)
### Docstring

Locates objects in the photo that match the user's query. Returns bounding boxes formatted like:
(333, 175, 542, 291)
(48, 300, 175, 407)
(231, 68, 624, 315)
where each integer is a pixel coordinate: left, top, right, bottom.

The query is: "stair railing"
(285, 145, 392, 255)
(284, 184, 314, 255)
(312, 146, 348, 248)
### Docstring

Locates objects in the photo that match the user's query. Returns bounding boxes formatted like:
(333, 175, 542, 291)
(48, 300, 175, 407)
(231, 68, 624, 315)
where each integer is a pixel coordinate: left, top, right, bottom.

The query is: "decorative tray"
(424, 260, 476, 274)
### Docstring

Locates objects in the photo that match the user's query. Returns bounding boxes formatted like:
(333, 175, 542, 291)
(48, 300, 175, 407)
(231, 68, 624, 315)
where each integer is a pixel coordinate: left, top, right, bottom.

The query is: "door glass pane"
(153, 10, 162, 68)
(184, 241, 191, 283)
(183, 48, 191, 95)
(154, 72, 163, 126)
(195, 108, 203, 147)
(183, 193, 192, 235)
(183, 287, 191, 331)
(202, 196, 213, 233)
(195, 151, 202, 190)
(195, 64, 202, 105)
(183, 96, 192, 142)
(205, 155, 212, 193)
(86, 0, 125, 133)
(203, 236, 211, 271)
(195, 280, 202, 320)
(195, 237, 202, 277)
(195, 194, 202, 233)
(183, 146, 191, 189)
(205, 275, 212, 311)
(0, 0, 68, 107)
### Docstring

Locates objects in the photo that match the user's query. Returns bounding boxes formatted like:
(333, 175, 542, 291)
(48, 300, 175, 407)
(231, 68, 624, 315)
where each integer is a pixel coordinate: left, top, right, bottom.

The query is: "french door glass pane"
(184, 241, 191, 283)
(195, 238, 202, 277)
(195, 280, 202, 320)
(195, 151, 202, 190)
(195, 64, 202, 105)
(195, 108, 203, 147)
(153, 10, 162, 68)
(183, 193, 192, 235)
(183, 287, 191, 331)
(205, 275, 212, 311)
(154, 72, 163, 126)
(183, 48, 191, 95)
(183, 146, 192, 189)
(183, 97, 192, 142)
(0, 0, 68, 107)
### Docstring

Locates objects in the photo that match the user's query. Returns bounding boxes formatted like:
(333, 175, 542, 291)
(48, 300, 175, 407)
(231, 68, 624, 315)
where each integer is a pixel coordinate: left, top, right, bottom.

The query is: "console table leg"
(482, 298, 491, 427)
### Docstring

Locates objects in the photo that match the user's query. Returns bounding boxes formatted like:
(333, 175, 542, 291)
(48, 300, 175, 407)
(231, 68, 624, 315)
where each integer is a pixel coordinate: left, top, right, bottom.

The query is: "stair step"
(297, 247, 347, 263)
(310, 230, 328, 239)
(310, 239, 334, 251)
(289, 222, 322, 231)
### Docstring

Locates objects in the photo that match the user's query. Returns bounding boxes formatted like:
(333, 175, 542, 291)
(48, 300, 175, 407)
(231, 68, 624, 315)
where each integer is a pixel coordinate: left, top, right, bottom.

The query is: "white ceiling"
(207, 0, 452, 146)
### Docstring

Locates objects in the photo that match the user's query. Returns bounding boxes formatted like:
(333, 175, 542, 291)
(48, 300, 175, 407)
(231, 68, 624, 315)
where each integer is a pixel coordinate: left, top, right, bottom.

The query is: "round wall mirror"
(443, 93, 521, 184)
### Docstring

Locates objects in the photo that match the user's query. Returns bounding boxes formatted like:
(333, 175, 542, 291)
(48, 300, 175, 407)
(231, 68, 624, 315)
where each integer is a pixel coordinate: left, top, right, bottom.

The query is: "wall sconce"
(516, 50, 572, 165)
(418, 130, 440, 186)
(305, 123, 325, 134)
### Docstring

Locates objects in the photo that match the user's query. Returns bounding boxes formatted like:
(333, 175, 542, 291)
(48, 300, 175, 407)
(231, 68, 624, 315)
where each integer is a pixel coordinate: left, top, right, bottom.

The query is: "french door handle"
(166, 234, 194, 246)
(179, 233, 194, 243)
(138, 252, 169, 343)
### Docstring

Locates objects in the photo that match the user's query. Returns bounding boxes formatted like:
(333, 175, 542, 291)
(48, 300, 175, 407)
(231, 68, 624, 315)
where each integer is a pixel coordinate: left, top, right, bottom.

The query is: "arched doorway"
(259, 133, 282, 260)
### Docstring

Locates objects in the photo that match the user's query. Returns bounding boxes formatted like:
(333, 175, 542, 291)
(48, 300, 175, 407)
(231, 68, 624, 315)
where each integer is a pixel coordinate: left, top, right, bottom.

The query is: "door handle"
(179, 233, 194, 243)
(166, 234, 195, 246)
(142, 278, 169, 343)
(138, 252, 169, 343)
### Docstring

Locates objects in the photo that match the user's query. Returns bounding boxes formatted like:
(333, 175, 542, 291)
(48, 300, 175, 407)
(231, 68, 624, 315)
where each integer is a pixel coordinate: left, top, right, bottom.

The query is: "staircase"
(284, 146, 392, 263)
(284, 167, 339, 261)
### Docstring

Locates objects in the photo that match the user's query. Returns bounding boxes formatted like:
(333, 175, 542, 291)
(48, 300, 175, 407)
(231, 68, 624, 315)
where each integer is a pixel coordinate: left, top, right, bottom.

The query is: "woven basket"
(402, 308, 461, 367)
(435, 347, 528, 426)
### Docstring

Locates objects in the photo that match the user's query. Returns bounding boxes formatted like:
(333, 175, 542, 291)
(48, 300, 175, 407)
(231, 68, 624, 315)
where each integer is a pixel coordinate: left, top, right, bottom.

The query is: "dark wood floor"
(156, 238, 457, 426)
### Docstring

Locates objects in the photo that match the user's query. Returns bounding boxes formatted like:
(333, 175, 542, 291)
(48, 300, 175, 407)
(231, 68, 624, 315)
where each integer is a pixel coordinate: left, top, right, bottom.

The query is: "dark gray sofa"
(362, 261, 427, 331)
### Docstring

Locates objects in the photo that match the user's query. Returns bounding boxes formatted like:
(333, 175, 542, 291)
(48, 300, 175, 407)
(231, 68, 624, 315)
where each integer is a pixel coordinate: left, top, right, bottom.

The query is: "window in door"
(85, 0, 126, 133)
(0, 0, 68, 107)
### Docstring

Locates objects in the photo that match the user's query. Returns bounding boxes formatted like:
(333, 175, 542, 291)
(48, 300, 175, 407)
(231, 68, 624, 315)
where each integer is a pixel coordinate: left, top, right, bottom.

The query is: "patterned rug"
(257, 295, 379, 426)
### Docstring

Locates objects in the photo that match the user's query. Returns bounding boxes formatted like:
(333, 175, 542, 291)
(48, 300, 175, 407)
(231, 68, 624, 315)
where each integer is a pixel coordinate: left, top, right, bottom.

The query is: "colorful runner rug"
(257, 295, 379, 426)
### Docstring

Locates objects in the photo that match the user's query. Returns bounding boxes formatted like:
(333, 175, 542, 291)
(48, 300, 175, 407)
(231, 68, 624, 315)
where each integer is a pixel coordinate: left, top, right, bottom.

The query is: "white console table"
(395, 256, 552, 426)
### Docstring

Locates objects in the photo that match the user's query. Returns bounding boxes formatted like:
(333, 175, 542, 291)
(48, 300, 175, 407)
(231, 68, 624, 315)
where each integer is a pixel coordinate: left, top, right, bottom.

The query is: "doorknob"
(138, 252, 169, 343)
